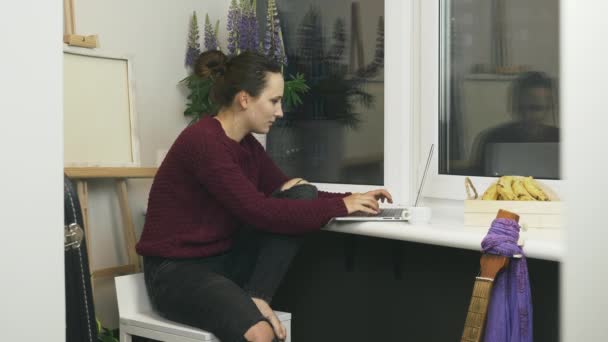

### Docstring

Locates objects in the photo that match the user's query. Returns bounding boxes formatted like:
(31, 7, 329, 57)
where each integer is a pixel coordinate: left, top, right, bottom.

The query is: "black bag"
(64, 175, 98, 342)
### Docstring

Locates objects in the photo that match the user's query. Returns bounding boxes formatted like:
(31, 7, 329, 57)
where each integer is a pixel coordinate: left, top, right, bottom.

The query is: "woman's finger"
(280, 323, 287, 340)
(357, 203, 378, 215)
(370, 189, 393, 203)
(268, 315, 283, 339)
(381, 189, 394, 203)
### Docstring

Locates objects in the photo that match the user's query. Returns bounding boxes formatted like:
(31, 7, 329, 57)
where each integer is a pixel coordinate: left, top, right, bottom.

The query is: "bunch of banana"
(481, 176, 549, 201)
(481, 183, 499, 200)
(523, 176, 549, 201)
(497, 176, 517, 200)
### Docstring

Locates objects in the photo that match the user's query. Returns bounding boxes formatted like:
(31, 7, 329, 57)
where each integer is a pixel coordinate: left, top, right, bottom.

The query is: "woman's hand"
(251, 297, 286, 340)
(363, 189, 393, 204)
(342, 189, 393, 215)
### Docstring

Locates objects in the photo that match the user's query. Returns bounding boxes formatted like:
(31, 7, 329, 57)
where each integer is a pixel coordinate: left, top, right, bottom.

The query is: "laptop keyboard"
(350, 208, 404, 217)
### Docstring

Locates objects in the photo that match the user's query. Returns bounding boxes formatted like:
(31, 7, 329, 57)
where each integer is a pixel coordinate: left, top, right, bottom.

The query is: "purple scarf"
(481, 218, 533, 342)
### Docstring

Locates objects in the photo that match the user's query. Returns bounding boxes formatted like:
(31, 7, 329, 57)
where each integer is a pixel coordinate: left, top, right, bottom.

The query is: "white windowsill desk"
(323, 198, 563, 262)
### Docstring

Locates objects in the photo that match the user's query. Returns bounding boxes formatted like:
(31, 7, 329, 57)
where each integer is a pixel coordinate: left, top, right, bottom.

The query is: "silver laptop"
(333, 144, 434, 222)
(484, 142, 559, 179)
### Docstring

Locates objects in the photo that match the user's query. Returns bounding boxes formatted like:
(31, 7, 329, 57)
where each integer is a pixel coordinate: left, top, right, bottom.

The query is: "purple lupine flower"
(237, 1, 249, 52)
(236, 0, 260, 53)
(273, 30, 287, 65)
(263, 30, 272, 56)
(247, 0, 260, 52)
(276, 20, 287, 65)
(186, 11, 201, 68)
(276, 16, 287, 66)
(264, 0, 287, 66)
(215, 19, 221, 49)
(204, 14, 219, 51)
(227, 0, 240, 56)
(263, 0, 276, 56)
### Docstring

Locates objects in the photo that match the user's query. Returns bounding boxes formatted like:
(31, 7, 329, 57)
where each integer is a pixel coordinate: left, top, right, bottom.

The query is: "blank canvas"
(63, 51, 139, 166)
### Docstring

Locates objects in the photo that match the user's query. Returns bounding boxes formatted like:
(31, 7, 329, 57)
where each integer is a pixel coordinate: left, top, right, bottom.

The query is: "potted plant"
(276, 6, 384, 129)
(265, 5, 385, 182)
(181, 0, 309, 125)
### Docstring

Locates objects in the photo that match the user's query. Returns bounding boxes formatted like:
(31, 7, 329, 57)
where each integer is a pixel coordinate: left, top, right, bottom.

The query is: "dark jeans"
(143, 184, 318, 342)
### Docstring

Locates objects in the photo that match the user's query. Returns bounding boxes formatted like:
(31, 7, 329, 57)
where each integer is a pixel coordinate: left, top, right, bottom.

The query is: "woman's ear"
(236, 90, 249, 109)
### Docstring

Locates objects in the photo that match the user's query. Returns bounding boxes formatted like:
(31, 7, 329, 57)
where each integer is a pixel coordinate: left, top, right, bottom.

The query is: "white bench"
(115, 273, 292, 342)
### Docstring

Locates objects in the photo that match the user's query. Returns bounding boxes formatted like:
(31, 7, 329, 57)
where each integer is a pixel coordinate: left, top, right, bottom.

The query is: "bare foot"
(251, 297, 286, 340)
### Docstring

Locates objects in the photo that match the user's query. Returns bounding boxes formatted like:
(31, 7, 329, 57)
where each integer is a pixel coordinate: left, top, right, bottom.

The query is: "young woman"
(136, 51, 392, 342)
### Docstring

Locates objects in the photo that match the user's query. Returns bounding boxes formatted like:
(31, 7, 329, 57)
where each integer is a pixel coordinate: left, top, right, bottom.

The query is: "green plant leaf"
(181, 74, 219, 121)
(283, 73, 310, 112)
(96, 320, 120, 342)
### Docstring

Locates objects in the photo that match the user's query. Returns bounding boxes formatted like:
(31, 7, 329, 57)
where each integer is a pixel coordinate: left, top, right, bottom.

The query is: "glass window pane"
(440, 0, 560, 179)
(265, 0, 385, 185)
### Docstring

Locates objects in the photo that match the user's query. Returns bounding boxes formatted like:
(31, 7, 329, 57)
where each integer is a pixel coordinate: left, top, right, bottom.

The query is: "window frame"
(262, 0, 417, 206)
(417, 0, 563, 201)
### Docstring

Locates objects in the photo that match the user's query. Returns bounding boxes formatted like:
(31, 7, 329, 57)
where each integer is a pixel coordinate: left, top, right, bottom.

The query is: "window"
(439, 0, 560, 180)
(265, 0, 385, 185)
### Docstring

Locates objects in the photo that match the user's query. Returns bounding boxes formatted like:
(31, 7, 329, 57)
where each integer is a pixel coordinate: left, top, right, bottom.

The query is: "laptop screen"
(483, 142, 560, 179)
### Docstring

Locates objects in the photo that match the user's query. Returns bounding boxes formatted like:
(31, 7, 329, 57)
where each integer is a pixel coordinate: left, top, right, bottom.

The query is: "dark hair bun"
(194, 50, 228, 78)
(208, 51, 283, 108)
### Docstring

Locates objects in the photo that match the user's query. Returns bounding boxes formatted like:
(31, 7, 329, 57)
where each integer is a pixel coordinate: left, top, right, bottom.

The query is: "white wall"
(71, 0, 230, 328)
(1, 1, 64, 341)
(562, 0, 608, 340)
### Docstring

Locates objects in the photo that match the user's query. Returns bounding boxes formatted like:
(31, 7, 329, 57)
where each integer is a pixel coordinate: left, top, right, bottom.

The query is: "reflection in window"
(440, 0, 560, 179)
(263, 0, 385, 185)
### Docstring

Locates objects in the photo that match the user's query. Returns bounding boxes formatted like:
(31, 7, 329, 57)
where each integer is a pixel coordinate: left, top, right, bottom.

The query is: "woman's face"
(245, 72, 284, 134)
(519, 87, 552, 123)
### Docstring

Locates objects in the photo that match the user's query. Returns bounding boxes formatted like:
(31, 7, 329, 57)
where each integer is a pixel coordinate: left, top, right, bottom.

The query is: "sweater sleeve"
(190, 136, 348, 234)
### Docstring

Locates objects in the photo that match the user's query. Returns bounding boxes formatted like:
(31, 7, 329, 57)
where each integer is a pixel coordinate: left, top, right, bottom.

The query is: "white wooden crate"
(464, 177, 562, 229)
(464, 199, 562, 229)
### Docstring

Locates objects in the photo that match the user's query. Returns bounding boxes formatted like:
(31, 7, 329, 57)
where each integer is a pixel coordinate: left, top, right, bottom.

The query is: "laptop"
(333, 144, 434, 222)
(483, 142, 559, 179)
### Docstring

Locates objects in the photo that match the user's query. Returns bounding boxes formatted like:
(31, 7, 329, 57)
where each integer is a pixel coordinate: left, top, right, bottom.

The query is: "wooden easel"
(63, 0, 98, 48)
(64, 167, 157, 291)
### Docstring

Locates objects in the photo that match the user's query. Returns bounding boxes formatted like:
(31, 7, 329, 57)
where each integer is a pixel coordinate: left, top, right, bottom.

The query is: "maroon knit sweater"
(136, 116, 349, 258)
